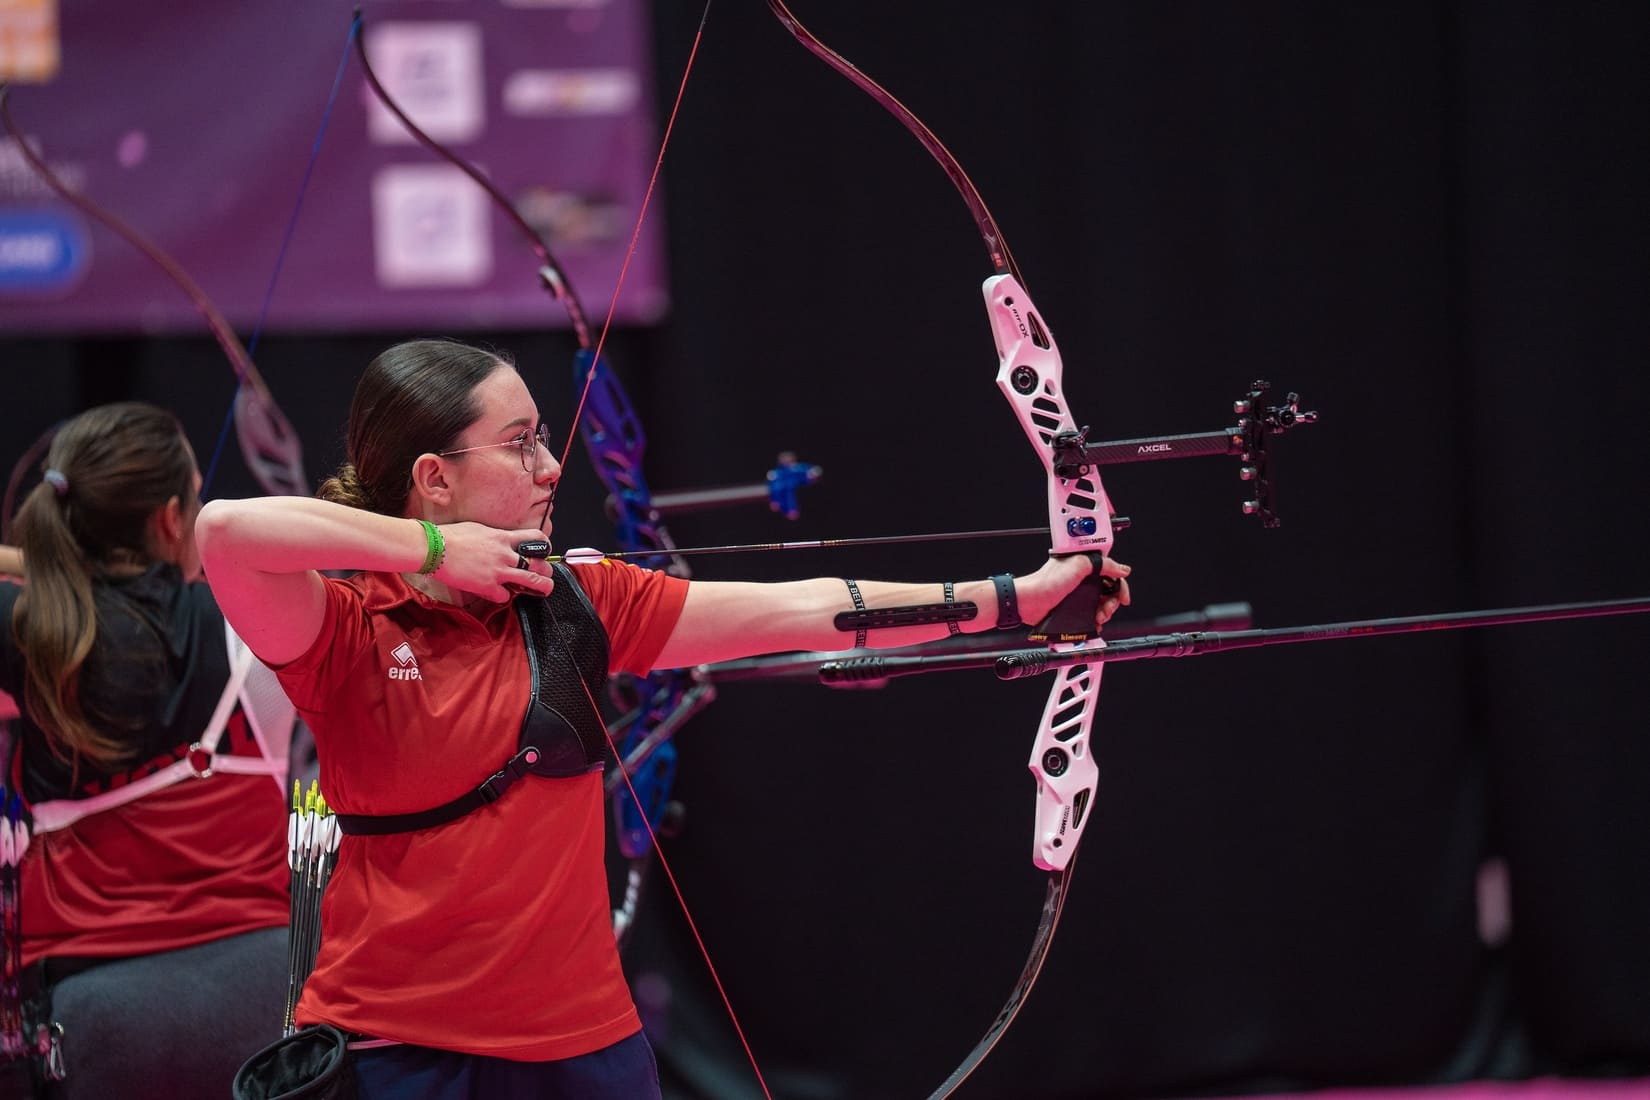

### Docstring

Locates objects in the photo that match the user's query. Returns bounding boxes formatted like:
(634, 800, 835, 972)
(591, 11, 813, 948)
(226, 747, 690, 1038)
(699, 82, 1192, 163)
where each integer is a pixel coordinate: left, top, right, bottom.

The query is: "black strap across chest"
(334, 564, 611, 836)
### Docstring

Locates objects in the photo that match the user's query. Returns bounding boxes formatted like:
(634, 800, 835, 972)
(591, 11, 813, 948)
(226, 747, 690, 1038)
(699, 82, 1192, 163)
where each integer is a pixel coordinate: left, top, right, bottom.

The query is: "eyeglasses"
(438, 422, 554, 474)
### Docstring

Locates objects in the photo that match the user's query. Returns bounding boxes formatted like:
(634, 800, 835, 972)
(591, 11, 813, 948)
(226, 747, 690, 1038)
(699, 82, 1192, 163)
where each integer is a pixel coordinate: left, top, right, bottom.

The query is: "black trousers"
(44, 926, 287, 1100)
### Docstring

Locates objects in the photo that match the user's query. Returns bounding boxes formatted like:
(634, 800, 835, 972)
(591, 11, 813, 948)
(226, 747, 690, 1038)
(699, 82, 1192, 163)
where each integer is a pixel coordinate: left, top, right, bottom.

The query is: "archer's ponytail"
(9, 403, 195, 769)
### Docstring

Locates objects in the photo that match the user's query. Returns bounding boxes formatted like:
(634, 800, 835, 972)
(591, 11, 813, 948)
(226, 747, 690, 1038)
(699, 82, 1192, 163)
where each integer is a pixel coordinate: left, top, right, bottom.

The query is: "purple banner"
(0, 0, 666, 335)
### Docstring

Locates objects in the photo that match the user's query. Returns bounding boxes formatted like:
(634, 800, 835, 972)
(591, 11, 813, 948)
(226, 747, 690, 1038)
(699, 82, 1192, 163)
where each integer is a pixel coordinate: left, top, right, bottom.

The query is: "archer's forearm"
(649, 557, 1114, 671)
(196, 496, 431, 579)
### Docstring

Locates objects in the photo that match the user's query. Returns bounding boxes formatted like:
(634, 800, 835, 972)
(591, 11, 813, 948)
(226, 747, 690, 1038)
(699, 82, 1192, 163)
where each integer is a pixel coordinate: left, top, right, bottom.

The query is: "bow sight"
(1063, 380, 1318, 527)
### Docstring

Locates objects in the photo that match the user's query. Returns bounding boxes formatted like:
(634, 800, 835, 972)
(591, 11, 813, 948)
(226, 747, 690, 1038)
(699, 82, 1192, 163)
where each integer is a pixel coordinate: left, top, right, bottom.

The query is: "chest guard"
(516, 564, 611, 778)
(335, 564, 612, 836)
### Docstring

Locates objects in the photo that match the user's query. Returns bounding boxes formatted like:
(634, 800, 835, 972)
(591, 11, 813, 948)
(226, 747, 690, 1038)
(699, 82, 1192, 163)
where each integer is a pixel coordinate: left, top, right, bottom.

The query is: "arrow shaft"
(552, 526, 1049, 564)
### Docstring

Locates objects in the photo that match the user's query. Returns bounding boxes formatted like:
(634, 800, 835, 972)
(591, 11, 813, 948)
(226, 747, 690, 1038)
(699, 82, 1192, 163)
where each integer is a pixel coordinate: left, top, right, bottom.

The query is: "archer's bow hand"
(1018, 553, 1133, 637)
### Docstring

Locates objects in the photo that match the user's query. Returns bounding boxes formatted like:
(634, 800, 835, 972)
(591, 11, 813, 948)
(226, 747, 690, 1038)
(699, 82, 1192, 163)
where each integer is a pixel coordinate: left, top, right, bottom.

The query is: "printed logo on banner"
(516, 188, 625, 247)
(365, 22, 486, 145)
(0, 209, 88, 292)
(372, 164, 492, 288)
(1, 136, 89, 200)
(502, 69, 640, 118)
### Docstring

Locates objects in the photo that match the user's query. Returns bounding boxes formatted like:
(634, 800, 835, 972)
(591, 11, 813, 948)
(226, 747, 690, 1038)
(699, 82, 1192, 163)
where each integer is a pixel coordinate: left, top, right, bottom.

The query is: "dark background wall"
(2, 3, 1646, 1098)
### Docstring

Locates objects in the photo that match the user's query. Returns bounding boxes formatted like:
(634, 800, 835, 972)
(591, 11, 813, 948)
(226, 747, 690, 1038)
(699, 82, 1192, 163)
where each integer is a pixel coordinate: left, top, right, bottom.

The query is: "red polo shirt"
(274, 562, 688, 1061)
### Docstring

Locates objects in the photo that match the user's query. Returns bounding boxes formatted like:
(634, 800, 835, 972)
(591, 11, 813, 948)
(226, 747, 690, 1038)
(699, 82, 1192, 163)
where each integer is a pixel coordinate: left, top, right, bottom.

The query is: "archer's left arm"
(0, 545, 22, 578)
(650, 554, 1130, 670)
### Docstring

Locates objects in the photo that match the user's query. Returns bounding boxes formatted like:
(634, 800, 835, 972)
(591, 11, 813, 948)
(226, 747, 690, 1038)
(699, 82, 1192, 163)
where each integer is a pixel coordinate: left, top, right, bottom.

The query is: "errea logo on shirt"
(388, 641, 421, 681)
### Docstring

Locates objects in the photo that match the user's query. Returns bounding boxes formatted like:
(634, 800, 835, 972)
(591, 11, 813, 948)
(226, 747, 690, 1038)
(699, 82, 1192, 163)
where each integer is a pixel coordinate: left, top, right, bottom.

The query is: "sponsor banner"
(0, 0, 666, 334)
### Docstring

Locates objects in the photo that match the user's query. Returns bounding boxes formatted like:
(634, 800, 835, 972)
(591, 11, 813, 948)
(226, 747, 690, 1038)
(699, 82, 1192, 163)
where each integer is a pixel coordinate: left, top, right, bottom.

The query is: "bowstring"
(542, 5, 775, 1095)
(555, 2, 714, 477)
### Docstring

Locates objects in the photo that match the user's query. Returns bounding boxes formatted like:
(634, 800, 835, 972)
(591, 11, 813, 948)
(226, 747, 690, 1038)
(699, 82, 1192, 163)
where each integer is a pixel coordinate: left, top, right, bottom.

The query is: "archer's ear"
(144, 495, 187, 563)
(408, 453, 454, 508)
(159, 495, 186, 543)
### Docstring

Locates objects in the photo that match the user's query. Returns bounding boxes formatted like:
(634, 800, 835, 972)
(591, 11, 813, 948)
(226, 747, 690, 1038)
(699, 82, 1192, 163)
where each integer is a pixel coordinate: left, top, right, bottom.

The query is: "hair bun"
(317, 464, 373, 510)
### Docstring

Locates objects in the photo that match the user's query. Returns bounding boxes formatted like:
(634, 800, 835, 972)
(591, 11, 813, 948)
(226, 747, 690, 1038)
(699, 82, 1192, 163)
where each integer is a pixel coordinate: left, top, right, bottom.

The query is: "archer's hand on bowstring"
(422, 521, 556, 604)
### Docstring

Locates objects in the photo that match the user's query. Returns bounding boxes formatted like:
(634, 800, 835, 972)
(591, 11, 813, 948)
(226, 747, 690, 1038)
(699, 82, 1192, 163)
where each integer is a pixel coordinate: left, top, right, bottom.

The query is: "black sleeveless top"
(0, 563, 237, 802)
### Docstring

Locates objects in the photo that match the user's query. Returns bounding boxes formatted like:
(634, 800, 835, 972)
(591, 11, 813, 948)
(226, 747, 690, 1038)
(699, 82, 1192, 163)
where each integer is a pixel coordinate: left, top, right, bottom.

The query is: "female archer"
(198, 337, 1130, 1100)
(0, 402, 293, 1100)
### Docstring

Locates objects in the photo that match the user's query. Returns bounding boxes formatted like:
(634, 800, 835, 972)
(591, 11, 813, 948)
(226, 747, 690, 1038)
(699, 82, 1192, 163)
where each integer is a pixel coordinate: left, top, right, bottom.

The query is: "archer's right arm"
(196, 497, 434, 666)
(195, 497, 551, 666)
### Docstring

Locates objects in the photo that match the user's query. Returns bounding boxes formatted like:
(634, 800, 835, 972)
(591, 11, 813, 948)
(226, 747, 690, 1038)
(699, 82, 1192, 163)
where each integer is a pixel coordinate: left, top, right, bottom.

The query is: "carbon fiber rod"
(816, 596, 1650, 685)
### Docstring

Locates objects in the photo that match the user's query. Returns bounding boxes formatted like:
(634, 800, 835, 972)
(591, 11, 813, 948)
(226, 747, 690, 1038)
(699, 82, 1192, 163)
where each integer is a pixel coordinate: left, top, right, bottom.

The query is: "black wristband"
(942, 581, 961, 635)
(989, 573, 1021, 630)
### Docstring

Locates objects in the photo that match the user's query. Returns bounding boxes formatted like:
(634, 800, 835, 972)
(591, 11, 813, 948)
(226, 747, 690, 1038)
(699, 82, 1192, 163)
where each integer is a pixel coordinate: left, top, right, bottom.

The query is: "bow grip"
(1026, 553, 1117, 644)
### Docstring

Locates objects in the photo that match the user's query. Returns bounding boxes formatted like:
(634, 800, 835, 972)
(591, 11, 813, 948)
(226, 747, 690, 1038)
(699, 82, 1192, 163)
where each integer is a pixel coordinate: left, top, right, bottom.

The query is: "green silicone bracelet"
(417, 520, 445, 576)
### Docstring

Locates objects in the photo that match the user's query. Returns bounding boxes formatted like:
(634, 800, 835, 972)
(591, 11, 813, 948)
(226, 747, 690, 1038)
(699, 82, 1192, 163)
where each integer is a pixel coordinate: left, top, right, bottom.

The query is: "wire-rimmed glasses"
(438, 422, 554, 474)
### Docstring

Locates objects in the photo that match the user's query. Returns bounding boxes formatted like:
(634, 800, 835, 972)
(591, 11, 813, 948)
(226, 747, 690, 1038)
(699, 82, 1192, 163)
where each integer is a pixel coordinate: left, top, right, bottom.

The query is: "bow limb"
(353, 8, 596, 537)
(766, 2, 1018, 280)
(0, 85, 306, 500)
(0, 93, 305, 501)
(351, 14, 592, 351)
(575, 350, 712, 946)
(767, 5, 1116, 1095)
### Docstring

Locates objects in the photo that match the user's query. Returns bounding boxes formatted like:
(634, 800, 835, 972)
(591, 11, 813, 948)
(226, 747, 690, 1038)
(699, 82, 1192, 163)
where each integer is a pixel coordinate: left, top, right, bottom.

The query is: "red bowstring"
(548, 6, 775, 1097)
(556, 3, 713, 476)
(573, 673, 774, 1100)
